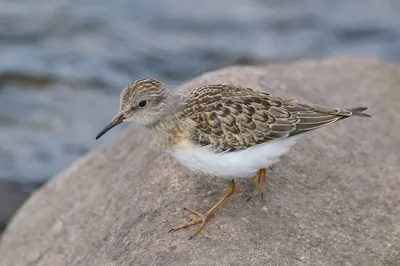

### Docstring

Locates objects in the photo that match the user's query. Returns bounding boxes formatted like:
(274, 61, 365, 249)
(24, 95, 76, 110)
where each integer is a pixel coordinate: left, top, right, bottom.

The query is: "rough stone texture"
(0, 57, 399, 266)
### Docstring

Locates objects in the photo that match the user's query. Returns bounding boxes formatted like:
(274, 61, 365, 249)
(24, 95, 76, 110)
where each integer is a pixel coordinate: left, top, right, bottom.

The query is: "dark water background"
(1, 0, 400, 188)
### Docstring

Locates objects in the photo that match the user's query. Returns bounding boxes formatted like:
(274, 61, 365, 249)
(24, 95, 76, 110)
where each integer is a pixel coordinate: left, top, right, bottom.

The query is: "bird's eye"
(138, 100, 148, 108)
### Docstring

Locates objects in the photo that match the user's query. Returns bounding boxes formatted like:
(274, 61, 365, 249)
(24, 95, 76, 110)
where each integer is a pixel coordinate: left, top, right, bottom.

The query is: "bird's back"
(178, 84, 369, 152)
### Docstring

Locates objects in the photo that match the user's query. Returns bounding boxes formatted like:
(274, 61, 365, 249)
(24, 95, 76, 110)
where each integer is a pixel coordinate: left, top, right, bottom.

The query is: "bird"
(95, 78, 371, 239)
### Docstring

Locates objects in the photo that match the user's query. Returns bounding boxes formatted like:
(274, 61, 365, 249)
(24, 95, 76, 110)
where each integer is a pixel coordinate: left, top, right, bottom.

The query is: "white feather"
(170, 134, 308, 179)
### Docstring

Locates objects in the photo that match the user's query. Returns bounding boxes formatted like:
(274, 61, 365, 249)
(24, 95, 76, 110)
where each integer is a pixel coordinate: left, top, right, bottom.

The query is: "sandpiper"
(95, 78, 370, 239)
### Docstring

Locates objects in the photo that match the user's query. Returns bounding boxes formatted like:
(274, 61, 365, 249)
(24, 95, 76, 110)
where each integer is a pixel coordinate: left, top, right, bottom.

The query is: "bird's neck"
(164, 90, 184, 114)
(147, 91, 187, 150)
(148, 115, 186, 150)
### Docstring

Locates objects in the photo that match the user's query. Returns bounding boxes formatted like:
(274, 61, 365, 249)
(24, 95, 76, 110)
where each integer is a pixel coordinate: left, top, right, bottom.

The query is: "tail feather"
(346, 106, 371, 118)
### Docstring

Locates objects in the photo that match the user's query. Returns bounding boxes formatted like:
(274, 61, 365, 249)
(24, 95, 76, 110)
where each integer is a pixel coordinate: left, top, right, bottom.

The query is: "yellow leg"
(169, 180, 236, 239)
(261, 169, 267, 197)
(247, 168, 268, 201)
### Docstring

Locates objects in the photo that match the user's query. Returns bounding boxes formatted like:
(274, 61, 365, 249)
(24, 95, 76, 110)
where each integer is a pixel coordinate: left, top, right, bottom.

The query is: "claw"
(169, 180, 236, 239)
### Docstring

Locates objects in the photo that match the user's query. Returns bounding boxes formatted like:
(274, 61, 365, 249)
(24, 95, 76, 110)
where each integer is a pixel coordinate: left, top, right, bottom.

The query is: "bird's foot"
(247, 168, 267, 201)
(169, 180, 236, 239)
(168, 207, 211, 239)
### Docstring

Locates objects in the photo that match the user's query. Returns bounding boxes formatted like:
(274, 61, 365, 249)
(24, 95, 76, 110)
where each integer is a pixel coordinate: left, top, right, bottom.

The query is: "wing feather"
(179, 84, 354, 151)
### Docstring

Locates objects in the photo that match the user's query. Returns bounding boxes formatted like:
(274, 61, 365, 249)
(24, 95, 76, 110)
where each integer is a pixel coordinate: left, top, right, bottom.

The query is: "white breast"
(170, 134, 307, 179)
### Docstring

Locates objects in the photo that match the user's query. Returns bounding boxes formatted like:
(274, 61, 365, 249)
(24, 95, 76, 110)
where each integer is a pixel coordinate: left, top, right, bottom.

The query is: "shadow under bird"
(95, 78, 371, 239)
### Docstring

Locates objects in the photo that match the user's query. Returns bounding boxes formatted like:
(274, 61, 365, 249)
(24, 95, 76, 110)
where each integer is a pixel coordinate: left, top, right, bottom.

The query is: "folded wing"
(180, 84, 366, 151)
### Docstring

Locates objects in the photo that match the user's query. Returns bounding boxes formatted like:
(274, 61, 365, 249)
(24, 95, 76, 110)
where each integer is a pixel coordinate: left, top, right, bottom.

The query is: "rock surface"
(0, 57, 399, 266)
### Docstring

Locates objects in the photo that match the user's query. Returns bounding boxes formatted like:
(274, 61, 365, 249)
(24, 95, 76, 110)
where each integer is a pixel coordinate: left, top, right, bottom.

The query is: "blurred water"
(1, 0, 400, 184)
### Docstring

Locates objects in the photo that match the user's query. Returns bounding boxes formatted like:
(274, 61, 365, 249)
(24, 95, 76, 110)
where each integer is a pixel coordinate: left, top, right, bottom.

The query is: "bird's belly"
(170, 134, 305, 179)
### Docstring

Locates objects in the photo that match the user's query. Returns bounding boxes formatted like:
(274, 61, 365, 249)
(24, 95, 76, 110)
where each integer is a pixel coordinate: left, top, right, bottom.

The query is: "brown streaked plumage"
(180, 84, 369, 152)
(95, 78, 371, 239)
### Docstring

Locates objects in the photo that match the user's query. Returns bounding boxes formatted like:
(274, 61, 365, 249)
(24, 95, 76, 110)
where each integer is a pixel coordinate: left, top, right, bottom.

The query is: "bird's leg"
(260, 169, 267, 198)
(247, 170, 262, 201)
(247, 168, 267, 201)
(169, 180, 236, 239)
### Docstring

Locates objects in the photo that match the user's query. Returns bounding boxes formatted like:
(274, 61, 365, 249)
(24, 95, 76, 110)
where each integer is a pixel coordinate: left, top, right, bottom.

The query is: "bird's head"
(95, 78, 170, 139)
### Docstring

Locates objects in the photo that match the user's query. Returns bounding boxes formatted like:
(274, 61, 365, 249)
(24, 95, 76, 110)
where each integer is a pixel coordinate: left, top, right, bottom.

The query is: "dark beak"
(95, 113, 125, 140)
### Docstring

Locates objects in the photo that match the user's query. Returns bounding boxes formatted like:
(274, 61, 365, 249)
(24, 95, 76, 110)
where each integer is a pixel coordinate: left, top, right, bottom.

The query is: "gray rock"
(0, 57, 399, 266)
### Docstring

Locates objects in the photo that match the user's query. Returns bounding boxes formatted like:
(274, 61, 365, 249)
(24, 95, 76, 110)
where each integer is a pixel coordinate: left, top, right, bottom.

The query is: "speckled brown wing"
(180, 84, 354, 151)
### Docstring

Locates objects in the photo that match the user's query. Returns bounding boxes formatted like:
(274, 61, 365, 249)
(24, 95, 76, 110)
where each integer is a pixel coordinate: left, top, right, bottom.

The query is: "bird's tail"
(346, 106, 371, 118)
